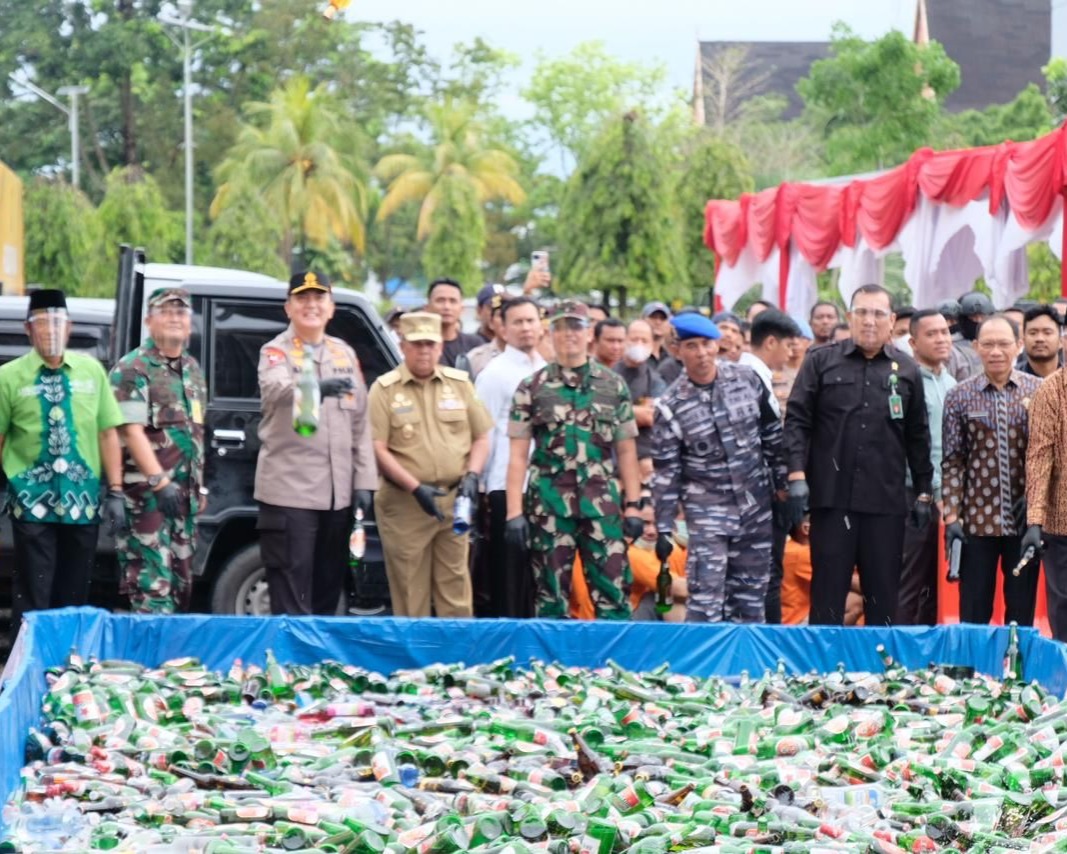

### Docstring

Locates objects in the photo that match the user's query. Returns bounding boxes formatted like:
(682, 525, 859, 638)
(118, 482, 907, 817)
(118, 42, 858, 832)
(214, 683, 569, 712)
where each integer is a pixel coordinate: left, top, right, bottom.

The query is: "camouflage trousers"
(683, 497, 771, 624)
(529, 513, 632, 619)
(117, 489, 196, 614)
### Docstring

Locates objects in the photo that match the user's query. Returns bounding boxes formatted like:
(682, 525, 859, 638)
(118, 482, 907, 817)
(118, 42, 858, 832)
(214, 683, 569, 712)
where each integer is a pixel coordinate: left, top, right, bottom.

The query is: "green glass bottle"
(293, 355, 320, 436)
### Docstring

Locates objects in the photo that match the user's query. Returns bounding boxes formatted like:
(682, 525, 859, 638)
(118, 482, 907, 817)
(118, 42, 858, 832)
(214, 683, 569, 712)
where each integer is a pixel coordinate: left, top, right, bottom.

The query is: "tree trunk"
(118, 0, 137, 166)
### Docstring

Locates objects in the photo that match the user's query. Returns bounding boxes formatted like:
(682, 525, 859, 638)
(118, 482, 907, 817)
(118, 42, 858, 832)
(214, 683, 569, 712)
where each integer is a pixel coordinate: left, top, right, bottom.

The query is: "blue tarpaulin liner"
(2, 606, 1067, 827)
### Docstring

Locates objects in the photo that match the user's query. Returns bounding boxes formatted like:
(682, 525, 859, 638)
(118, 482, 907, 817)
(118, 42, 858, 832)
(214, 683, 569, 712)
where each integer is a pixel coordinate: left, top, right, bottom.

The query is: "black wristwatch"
(147, 472, 167, 488)
(625, 499, 647, 511)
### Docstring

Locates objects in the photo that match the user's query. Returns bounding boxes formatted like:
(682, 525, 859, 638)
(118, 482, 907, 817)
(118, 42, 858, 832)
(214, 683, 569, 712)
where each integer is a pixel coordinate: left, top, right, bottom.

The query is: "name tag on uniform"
(967, 410, 989, 419)
(888, 393, 903, 420)
(438, 399, 466, 411)
(191, 399, 203, 424)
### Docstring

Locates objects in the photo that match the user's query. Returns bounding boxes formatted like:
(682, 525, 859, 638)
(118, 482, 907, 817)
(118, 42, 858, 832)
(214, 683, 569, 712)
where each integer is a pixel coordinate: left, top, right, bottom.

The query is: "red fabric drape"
(702, 123, 1067, 302)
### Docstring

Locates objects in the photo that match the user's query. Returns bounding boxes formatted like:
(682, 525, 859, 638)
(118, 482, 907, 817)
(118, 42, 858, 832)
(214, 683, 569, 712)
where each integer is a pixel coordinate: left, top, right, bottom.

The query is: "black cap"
(27, 289, 67, 316)
(288, 271, 331, 295)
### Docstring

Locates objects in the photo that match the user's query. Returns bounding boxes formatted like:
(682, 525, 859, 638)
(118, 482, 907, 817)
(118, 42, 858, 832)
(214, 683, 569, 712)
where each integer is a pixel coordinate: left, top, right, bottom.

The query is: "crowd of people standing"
(5, 269, 1066, 643)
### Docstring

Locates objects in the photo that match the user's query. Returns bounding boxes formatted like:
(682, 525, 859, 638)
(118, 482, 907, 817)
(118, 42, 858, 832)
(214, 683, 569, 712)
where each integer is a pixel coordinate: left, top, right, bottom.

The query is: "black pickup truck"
(0, 247, 400, 629)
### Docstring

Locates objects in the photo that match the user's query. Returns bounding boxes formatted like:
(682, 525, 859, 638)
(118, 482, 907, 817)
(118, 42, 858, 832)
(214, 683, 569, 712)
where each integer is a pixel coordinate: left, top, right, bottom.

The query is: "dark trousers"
(809, 509, 904, 626)
(1043, 534, 1067, 642)
(11, 521, 99, 642)
(959, 535, 1037, 627)
(896, 488, 940, 625)
(764, 516, 788, 624)
(468, 494, 494, 617)
(258, 503, 350, 616)
(486, 490, 533, 618)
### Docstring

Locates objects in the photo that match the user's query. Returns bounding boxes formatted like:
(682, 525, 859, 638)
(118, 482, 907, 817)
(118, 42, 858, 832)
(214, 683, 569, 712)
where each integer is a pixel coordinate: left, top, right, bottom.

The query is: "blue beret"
(795, 319, 814, 340)
(672, 313, 722, 341)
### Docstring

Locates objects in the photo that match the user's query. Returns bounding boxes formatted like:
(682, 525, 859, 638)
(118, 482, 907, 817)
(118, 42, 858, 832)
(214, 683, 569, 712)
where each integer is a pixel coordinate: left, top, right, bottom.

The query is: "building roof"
(924, 0, 1050, 112)
(696, 41, 830, 123)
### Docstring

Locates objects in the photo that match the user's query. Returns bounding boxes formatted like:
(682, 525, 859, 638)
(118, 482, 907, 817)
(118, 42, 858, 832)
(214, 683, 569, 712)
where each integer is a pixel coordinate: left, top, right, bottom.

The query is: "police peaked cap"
(27, 289, 67, 316)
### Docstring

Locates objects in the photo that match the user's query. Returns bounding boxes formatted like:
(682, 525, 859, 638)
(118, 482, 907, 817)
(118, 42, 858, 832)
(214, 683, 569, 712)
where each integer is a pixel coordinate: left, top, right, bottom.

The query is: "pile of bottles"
(3, 626, 1065, 852)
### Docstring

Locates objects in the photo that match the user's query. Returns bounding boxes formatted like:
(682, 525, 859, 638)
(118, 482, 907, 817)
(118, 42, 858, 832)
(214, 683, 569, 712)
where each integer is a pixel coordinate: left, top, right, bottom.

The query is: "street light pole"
(8, 75, 89, 189)
(57, 86, 89, 189)
(160, 1, 216, 266)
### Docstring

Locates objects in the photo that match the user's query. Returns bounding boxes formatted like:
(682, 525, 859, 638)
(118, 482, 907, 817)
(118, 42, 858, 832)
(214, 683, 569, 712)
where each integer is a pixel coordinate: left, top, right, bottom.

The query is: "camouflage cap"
(548, 300, 589, 324)
(398, 311, 442, 343)
(147, 287, 191, 310)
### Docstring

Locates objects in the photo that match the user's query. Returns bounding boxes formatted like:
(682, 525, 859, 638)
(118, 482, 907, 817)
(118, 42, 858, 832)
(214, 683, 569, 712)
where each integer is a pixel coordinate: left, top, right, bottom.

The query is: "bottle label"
(286, 806, 319, 825)
(72, 690, 101, 722)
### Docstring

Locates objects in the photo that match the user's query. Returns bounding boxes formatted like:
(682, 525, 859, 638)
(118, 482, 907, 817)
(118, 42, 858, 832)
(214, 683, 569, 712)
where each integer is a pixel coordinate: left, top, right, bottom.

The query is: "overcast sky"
(348, 0, 920, 98)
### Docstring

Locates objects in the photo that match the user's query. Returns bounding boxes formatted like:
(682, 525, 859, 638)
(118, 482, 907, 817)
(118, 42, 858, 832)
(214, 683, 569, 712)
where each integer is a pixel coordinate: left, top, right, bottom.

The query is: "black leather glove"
(944, 520, 966, 554)
(458, 472, 479, 502)
(504, 516, 529, 549)
(622, 514, 644, 541)
(412, 484, 445, 520)
(354, 489, 374, 515)
(1021, 524, 1044, 557)
(655, 533, 674, 562)
(319, 377, 354, 398)
(101, 489, 128, 536)
(785, 480, 809, 530)
(910, 498, 933, 531)
(152, 481, 182, 517)
(1011, 496, 1027, 528)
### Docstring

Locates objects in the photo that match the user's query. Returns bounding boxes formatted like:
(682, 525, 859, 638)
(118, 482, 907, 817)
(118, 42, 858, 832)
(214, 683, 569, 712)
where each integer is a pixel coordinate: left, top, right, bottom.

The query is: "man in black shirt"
(783, 284, 933, 626)
(427, 277, 483, 369)
(1016, 304, 1063, 378)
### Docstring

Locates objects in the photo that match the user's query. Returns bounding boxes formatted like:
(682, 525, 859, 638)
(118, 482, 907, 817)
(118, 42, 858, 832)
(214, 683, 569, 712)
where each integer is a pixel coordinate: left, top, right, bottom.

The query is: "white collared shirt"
(740, 351, 779, 418)
(474, 345, 547, 492)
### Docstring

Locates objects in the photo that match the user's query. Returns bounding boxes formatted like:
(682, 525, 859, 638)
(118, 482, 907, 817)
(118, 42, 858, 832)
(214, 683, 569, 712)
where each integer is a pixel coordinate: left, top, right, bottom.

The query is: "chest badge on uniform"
(264, 347, 286, 367)
(402, 424, 414, 438)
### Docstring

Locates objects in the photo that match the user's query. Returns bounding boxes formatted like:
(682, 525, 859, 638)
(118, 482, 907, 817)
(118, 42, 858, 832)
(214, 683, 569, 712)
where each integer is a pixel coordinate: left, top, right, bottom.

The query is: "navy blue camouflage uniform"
(651, 362, 787, 622)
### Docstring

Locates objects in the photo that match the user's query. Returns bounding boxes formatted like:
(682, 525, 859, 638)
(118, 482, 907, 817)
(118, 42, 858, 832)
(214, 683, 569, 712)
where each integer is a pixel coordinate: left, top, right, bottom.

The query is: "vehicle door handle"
(211, 429, 246, 455)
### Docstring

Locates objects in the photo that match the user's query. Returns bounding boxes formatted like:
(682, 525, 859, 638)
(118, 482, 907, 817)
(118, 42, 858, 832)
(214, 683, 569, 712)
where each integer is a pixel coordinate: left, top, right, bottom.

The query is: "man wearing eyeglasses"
(109, 288, 208, 613)
(943, 314, 1042, 626)
(783, 284, 933, 626)
(505, 300, 644, 619)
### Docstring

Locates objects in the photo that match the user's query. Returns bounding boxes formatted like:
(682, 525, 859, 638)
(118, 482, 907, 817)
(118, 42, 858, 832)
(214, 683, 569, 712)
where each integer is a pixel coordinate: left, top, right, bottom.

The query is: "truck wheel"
(210, 544, 356, 616)
(211, 545, 271, 615)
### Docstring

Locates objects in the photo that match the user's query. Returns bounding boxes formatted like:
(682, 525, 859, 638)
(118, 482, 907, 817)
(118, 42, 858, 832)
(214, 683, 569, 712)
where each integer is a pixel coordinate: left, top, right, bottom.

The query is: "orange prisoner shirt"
(781, 537, 813, 625)
(570, 546, 688, 619)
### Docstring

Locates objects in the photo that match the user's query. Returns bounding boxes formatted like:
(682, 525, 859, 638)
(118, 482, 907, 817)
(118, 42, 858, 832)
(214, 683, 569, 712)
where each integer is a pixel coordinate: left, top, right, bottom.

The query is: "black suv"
(0, 247, 400, 628)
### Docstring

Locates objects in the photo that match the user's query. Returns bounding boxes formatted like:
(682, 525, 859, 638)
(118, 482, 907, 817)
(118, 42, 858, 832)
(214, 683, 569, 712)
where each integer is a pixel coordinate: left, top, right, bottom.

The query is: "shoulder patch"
(441, 366, 472, 382)
(377, 369, 401, 387)
(263, 347, 287, 367)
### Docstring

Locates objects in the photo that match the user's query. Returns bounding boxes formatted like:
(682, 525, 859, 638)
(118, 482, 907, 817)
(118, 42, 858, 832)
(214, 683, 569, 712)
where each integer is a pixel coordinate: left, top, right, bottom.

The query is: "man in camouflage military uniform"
(110, 288, 206, 613)
(506, 300, 645, 619)
(651, 313, 788, 623)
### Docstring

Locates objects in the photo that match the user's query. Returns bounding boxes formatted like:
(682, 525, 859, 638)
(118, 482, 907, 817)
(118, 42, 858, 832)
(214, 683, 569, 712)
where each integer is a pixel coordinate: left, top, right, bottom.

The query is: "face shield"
(28, 309, 71, 360)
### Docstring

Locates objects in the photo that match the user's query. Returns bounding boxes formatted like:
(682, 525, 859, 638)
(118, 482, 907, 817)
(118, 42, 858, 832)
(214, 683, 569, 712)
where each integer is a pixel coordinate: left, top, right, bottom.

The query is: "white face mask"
(625, 344, 651, 364)
(634, 535, 657, 551)
(673, 521, 688, 548)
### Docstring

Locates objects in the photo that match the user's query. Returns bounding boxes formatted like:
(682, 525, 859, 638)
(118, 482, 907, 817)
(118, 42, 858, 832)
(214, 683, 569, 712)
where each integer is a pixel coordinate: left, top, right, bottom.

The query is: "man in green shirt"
(0, 289, 125, 641)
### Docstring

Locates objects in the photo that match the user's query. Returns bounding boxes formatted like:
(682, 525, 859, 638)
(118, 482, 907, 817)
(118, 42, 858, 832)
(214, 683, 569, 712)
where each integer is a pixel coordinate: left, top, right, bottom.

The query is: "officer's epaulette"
(440, 366, 472, 382)
(377, 369, 401, 387)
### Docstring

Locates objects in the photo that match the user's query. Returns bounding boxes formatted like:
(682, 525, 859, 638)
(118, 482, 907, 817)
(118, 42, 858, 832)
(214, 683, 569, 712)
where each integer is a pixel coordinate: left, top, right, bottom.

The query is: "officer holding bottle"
(255, 271, 377, 616)
(369, 311, 492, 617)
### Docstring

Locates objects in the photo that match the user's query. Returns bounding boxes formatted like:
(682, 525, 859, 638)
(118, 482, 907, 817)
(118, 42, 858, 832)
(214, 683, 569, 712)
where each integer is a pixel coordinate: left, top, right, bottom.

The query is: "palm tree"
(211, 77, 368, 265)
(374, 99, 525, 287)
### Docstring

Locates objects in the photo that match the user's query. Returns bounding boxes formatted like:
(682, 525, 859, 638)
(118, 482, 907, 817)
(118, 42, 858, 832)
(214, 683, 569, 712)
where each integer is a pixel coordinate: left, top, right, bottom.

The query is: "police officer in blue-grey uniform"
(650, 313, 789, 622)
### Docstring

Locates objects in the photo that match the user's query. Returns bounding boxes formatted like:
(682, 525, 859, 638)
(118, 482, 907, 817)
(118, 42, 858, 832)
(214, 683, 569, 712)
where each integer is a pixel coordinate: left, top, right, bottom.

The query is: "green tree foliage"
(798, 25, 961, 174)
(201, 183, 287, 279)
(937, 84, 1053, 148)
(422, 177, 485, 289)
(89, 166, 180, 294)
(374, 99, 525, 292)
(22, 179, 102, 293)
(1043, 58, 1067, 124)
(675, 134, 753, 294)
(558, 111, 685, 301)
(211, 77, 368, 266)
(524, 41, 677, 170)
